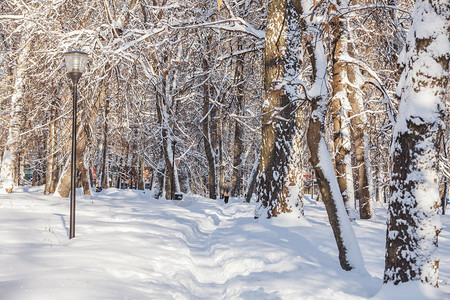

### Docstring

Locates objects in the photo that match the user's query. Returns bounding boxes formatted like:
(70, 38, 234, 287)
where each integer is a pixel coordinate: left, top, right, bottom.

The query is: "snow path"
(0, 187, 449, 299)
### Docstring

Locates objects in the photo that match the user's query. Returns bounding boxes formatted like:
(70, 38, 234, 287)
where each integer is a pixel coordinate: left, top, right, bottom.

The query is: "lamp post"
(171, 140, 176, 200)
(64, 51, 88, 239)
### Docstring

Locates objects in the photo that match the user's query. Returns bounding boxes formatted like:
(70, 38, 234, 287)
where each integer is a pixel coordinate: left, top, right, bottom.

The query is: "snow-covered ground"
(0, 186, 449, 300)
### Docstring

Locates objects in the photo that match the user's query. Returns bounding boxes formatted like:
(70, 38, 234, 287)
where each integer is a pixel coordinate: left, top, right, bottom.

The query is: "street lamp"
(171, 140, 177, 200)
(64, 51, 88, 239)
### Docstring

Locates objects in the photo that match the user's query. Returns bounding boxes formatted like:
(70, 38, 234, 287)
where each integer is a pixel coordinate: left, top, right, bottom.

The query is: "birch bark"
(0, 37, 30, 193)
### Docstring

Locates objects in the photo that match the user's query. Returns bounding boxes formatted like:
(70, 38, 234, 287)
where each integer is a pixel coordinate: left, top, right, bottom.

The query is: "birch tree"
(0, 28, 30, 193)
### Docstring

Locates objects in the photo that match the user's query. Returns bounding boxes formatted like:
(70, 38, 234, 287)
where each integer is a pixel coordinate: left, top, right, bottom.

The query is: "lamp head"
(64, 51, 88, 84)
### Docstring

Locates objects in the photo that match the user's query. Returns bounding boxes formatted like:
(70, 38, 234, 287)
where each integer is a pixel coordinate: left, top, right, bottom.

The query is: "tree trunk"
(44, 97, 59, 195)
(307, 109, 361, 271)
(0, 39, 29, 193)
(301, 0, 365, 271)
(201, 38, 217, 200)
(230, 53, 245, 197)
(154, 157, 165, 199)
(330, 11, 356, 219)
(231, 117, 244, 197)
(158, 95, 177, 198)
(217, 107, 224, 196)
(346, 64, 372, 219)
(384, 0, 448, 287)
(441, 180, 447, 215)
(100, 98, 110, 189)
(79, 159, 91, 196)
(152, 49, 180, 199)
(138, 157, 145, 190)
(246, 153, 259, 203)
(55, 82, 108, 197)
(256, 0, 303, 218)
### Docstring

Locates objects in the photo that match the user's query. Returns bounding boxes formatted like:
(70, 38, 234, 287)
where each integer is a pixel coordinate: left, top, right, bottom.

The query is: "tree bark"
(231, 41, 245, 197)
(154, 157, 165, 199)
(440, 180, 447, 215)
(55, 83, 107, 197)
(348, 86, 372, 219)
(138, 158, 145, 190)
(79, 159, 91, 196)
(217, 107, 224, 196)
(256, 0, 303, 218)
(0, 38, 29, 193)
(384, 0, 448, 286)
(156, 86, 178, 198)
(330, 11, 356, 219)
(301, 0, 365, 271)
(246, 153, 260, 203)
(201, 37, 217, 200)
(100, 98, 110, 189)
(44, 96, 59, 194)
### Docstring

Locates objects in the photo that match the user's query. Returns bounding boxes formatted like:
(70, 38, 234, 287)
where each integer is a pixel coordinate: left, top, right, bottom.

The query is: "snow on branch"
(338, 4, 412, 18)
(339, 55, 397, 124)
(0, 15, 25, 20)
(171, 18, 265, 40)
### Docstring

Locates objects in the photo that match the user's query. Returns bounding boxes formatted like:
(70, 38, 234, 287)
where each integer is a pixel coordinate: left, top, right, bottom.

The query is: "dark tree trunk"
(301, 0, 364, 271)
(330, 11, 353, 216)
(201, 37, 217, 200)
(347, 65, 372, 219)
(245, 154, 259, 203)
(256, 0, 303, 218)
(307, 99, 356, 271)
(101, 98, 110, 189)
(56, 83, 107, 197)
(138, 158, 144, 190)
(231, 41, 245, 197)
(384, 0, 448, 287)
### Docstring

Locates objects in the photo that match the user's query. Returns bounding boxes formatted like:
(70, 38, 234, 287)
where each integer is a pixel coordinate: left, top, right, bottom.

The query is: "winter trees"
(292, 0, 366, 272)
(0, 0, 262, 199)
(384, 0, 449, 287)
(1, 0, 449, 283)
(253, 0, 371, 270)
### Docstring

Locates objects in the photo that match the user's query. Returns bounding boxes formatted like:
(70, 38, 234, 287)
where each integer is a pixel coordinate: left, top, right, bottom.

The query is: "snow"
(317, 137, 366, 271)
(393, 0, 449, 136)
(373, 281, 445, 300)
(0, 150, 14, 191)
(344, 153, 356, 218)
(1, 186, 450, 299)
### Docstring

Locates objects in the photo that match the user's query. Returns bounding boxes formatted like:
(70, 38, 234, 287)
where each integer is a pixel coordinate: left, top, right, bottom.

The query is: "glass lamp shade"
(64, 51, 88, 74)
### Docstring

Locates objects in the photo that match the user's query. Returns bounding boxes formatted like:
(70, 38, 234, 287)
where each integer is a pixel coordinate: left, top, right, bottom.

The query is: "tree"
(330, 0, 357, 219)
(296, 0, 366, 271)
(255, 0, 303, 218)
(0, 28, 30, 193)
(384, 0, 449, 286)
(230, 39, 246, 198)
